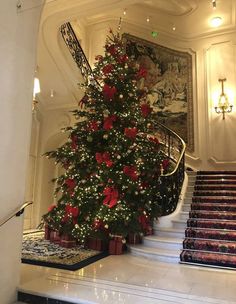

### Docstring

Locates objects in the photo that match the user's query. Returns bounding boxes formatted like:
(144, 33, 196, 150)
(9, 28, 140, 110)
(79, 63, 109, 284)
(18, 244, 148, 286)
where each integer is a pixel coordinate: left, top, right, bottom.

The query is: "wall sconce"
(214, 78, 233, 119)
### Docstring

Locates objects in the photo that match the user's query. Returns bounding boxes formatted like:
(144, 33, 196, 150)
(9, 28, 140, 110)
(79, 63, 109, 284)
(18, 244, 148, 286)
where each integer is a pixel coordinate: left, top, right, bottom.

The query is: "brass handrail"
(0, 201, 33, 228)
(158, 122, 186, 177)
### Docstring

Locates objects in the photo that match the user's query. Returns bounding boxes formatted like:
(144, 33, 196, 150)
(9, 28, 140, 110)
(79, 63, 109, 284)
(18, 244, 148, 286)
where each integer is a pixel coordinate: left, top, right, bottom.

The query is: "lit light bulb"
(210, 16, 222, 27)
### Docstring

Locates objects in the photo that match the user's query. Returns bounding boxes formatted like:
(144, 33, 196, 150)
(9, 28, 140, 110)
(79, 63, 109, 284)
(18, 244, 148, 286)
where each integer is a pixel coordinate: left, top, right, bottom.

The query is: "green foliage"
(43, 30, 170, 243)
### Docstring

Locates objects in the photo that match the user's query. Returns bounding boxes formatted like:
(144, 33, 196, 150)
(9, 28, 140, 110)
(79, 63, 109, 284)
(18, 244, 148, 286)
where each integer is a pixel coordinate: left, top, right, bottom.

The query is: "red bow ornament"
(103, 186, 119, 208)
(149, 136, 160, 145)
(103, 115, 117, 130)
(95, 152, 113, 167)
(103, 84, 117, 100)
(88, 121, 99, 131)
(63, 204, 79, 224)
(123, 165, 139, 181)
(162, 159, 170, 171)
(65, 178, 76, 191)
(102, 64, 114, 75)
(140, 103, 152, 117)
(124, 127, 138, 139)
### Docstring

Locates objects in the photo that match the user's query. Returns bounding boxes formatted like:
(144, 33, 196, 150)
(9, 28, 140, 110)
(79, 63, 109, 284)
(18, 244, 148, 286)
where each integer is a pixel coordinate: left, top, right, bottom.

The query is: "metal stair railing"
(153, 121, 186, 215)
(0, 201, 33, 228)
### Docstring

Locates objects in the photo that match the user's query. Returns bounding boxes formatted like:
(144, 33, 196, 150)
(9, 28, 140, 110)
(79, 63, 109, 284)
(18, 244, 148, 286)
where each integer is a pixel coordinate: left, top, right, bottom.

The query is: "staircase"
(180, 171, 236, 269)
(128, 171, 195, 262)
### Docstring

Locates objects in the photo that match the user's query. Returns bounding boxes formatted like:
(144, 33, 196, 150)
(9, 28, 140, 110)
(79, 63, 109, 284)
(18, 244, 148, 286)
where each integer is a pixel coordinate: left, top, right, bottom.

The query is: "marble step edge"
(18, 271, 232, 304)
(128, 244, 180, 257)
(144, 235, 183, 244)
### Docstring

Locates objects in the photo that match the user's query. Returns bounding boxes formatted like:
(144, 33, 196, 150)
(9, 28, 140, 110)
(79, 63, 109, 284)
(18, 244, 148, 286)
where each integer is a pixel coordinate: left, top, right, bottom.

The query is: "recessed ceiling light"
(210, 16, 222, 27)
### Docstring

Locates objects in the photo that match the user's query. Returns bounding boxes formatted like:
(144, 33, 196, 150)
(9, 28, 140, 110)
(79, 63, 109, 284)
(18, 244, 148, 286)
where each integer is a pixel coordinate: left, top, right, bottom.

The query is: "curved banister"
(151, 120, 186, 215)
(60, 22, 186, 216)
(60, 22, 101, 89)
(0, 201, 33, 228)
(152, 121, 186, 176)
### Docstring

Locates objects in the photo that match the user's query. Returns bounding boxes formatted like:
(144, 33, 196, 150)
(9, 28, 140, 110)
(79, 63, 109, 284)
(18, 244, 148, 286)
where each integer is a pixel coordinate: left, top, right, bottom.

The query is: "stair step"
(182, 204, 191, 212)
(196, 175, 236, 180)
(187, 218, 236, 230)
(195, 185, 236, 190)
(183, 238, 236, 253)
(179, 211, 189, 219)
(143, 235, 183, 250)
(193, 190, 236, 196)
(129, 244, 179, 263)
(195, 180, 236, 185)
(153, 226, 185, 238)
(180, 250, 236, 268)
(185, 227, 236, 241)
(197, 171, 236, 175)
(172, 219, 187, 229)
(192, 196, 236, 203)
(189, 210, 236, 220)
(191, 203, 236, 211)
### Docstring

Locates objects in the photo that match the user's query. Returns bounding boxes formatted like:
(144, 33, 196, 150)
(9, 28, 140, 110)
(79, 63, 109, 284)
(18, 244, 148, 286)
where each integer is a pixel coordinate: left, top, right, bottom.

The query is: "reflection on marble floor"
(19, 253, 236, 304)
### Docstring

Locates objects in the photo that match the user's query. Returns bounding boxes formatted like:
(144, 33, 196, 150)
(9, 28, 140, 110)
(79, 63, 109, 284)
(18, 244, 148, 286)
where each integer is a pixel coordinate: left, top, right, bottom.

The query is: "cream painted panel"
(207, 42, 236, 164)
(0, 1, 44, 303)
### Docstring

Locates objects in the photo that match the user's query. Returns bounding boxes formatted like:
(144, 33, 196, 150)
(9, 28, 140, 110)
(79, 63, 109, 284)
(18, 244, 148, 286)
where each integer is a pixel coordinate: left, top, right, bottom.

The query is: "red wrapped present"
(109, 236, 124, 255)
(87, 237, 108, 251)
(128, 233, 142, 244)
(60, 234, 76, 248)
(145, 225, 153, 236)
(50, 230, 61, 244)
(44, 224, 51, 240)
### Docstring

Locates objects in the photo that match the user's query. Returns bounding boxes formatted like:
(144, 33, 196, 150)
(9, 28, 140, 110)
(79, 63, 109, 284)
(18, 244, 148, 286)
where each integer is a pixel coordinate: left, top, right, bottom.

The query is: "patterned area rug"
(21, 231, 108, 271)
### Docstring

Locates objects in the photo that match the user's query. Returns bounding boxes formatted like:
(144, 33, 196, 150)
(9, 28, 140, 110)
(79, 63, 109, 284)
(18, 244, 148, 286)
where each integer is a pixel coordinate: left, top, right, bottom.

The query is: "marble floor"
(18, 254, 236, 304)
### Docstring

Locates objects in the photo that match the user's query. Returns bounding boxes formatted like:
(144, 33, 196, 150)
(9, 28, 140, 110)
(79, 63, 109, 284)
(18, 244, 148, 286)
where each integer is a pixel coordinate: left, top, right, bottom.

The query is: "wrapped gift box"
(44, 224, 51, 240)
(49, 230, 61, 244)
(128, 233, 142, 244)
(87, 237, 108, 251)
(60, 234, 76, 248)
(109, 236, 124, 255)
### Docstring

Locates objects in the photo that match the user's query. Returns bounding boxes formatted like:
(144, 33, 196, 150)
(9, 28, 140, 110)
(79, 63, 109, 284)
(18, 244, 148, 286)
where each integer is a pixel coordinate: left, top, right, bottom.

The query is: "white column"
(0, 1, 44, 303)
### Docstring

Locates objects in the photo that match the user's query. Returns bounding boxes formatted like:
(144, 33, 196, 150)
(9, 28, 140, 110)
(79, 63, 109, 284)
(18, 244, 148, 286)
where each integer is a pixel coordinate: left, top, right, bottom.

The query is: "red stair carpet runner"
(180, 171, 236, 269)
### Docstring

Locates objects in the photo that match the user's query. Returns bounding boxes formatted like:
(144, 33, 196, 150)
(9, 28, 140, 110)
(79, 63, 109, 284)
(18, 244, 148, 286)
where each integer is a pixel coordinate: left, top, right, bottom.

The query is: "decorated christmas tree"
(43, 30, 169, 245)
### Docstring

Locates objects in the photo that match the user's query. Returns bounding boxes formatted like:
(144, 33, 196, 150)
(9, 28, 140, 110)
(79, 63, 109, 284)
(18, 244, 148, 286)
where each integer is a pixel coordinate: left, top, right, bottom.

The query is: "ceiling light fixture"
(146, 16, 150, 23)
(210, 16, 222, 27)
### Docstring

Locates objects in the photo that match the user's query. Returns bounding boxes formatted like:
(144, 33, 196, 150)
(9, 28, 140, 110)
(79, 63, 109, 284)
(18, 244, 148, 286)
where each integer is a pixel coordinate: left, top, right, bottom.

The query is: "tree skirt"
(21, 231, 108, 271)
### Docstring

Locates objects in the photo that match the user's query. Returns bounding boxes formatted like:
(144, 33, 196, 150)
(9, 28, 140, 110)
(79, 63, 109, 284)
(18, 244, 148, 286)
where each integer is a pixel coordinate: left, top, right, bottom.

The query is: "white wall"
(0, 1, 44, 303)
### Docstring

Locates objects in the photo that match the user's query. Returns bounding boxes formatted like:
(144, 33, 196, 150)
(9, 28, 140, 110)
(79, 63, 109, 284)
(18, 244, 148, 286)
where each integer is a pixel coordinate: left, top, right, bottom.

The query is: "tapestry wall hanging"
(123, 34, 194, 151)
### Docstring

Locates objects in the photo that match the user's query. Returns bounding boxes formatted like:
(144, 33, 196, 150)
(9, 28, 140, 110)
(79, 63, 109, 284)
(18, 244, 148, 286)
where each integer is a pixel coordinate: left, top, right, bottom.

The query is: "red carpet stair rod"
(180, 171, 236, 269)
